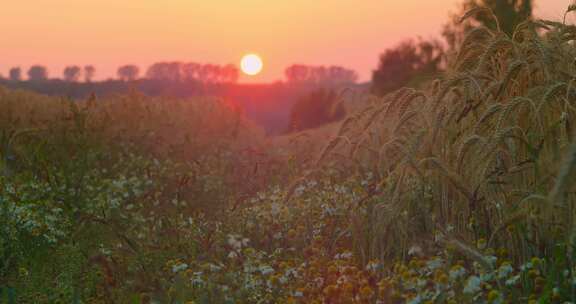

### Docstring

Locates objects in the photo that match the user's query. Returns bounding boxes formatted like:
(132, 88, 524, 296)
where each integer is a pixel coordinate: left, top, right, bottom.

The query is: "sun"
(240, 54, 263, 76)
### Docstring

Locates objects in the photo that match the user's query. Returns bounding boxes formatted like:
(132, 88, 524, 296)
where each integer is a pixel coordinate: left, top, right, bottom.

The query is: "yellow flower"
(359, 285, 374, 300)
(434, 271, 448, 285)
(327, 265, 338, 275)
(497, 248, 508, 257)
(528, 269, 539, 278)
(269, 274, 282, 286)
(487, 290, 500, 302)
(342, 282, 355, 296)
(323, 285, 339, 299)
(477, 238, 487, 250)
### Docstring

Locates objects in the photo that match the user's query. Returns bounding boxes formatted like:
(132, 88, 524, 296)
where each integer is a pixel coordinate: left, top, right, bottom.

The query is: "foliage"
(8, 68, 21, 82)
(288, 88, 346, 132)
(371, 38, 444, 96)
(285, 65, 358, 85)
(117, 65, 140, 81)
(63, 65, 82, 82)
(84, 65, 96, 83)
(146, 62, 240, 84)
(27, 65, 48, 82)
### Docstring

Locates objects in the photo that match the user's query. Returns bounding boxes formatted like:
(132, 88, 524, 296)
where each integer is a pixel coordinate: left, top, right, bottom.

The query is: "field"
(4, 12, 576, 304)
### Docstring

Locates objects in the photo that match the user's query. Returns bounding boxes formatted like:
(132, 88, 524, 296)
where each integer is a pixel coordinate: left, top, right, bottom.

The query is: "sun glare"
(240, 54, 263, 76)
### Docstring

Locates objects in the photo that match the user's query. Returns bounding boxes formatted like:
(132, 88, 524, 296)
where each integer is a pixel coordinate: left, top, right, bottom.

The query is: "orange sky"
(0, 0, 572, 83)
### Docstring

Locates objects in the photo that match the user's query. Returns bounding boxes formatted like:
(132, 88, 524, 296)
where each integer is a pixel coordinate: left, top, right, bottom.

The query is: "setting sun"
(240, 54, 263, 76)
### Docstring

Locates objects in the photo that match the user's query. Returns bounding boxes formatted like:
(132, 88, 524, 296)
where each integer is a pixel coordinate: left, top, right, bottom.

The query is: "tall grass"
(316, 12, 576, 265)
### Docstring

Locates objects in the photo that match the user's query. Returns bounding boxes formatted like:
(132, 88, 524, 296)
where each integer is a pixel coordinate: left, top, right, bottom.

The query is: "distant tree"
(146, 62, 182, 81)
(27, 65, 48, 81)
(117, 65, 140, 81)
(285, 65, 310, 83)
(289, 88, 345, 132)
(200, 64, 220, 83)
(443, 0, 532, 49)
(371, 38, 443, 96)
(285, 65, 357, 85)
(63, 65, 82, 82)
(145, 61, 237, 84)
(221, 64, 240, 83)
(9, 67, 22, 81)
(182, 62, 200, 81)
(84, 65, 95, 82)
(326, 66, 358, 84)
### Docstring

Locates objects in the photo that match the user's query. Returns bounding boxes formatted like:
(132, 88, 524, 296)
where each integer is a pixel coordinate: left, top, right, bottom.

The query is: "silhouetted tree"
(145, 61, 239, 84)
(146, 62, 182, 81)
(117, 65, 140, 81)
(443, 0, 532, 49)
(371, 38, 443, 96)
(84, 65, 95, 82)
(182, 62, 200, 81)
(28, 65, 48, 81)
(9, 67, 21, 81)
(63, 65, 82, 82)
(285, 65, 357, 85)
(289, 88, 345, 132)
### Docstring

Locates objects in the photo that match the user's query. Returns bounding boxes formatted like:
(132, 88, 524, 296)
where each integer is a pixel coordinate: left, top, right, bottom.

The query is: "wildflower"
(18, 267, 29, 277)
(449, 265, 466, 281)
(271, 203, 281, 216)
(434, 270, 449, 285)
(287, 229, 297, 239)
(269, 274, 281, 286)
(328, 265, 338, 275)
(408, 245, 423, 257)
(172, 263, 188, 273)
(505, 275, 520, 287)
(359, 285, 374, 300)
(259, 265, 274, 275)
(342, 282, 355, 296)
(497, 262, 514, 279)
(335, 251, 353, 260)
(463, 276, 482, 294)
(487, 290, 500, 302)
(323, 284, 339, 298)
(366, 260, 380, 272)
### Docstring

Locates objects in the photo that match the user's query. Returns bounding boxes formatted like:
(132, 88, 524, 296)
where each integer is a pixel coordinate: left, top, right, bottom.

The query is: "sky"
(0, 0, 573, 83)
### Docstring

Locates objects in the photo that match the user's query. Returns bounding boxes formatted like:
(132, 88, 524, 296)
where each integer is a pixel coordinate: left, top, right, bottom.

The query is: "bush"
(288, 88, 345, 132)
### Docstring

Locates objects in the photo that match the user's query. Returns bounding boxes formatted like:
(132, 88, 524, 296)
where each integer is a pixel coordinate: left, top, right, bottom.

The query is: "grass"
(3, 8, 576, 304)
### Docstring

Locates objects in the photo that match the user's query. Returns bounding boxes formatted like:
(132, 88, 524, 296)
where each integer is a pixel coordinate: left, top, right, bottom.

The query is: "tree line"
(3, 62, 241, 84)
(4, 62, 359, 85)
